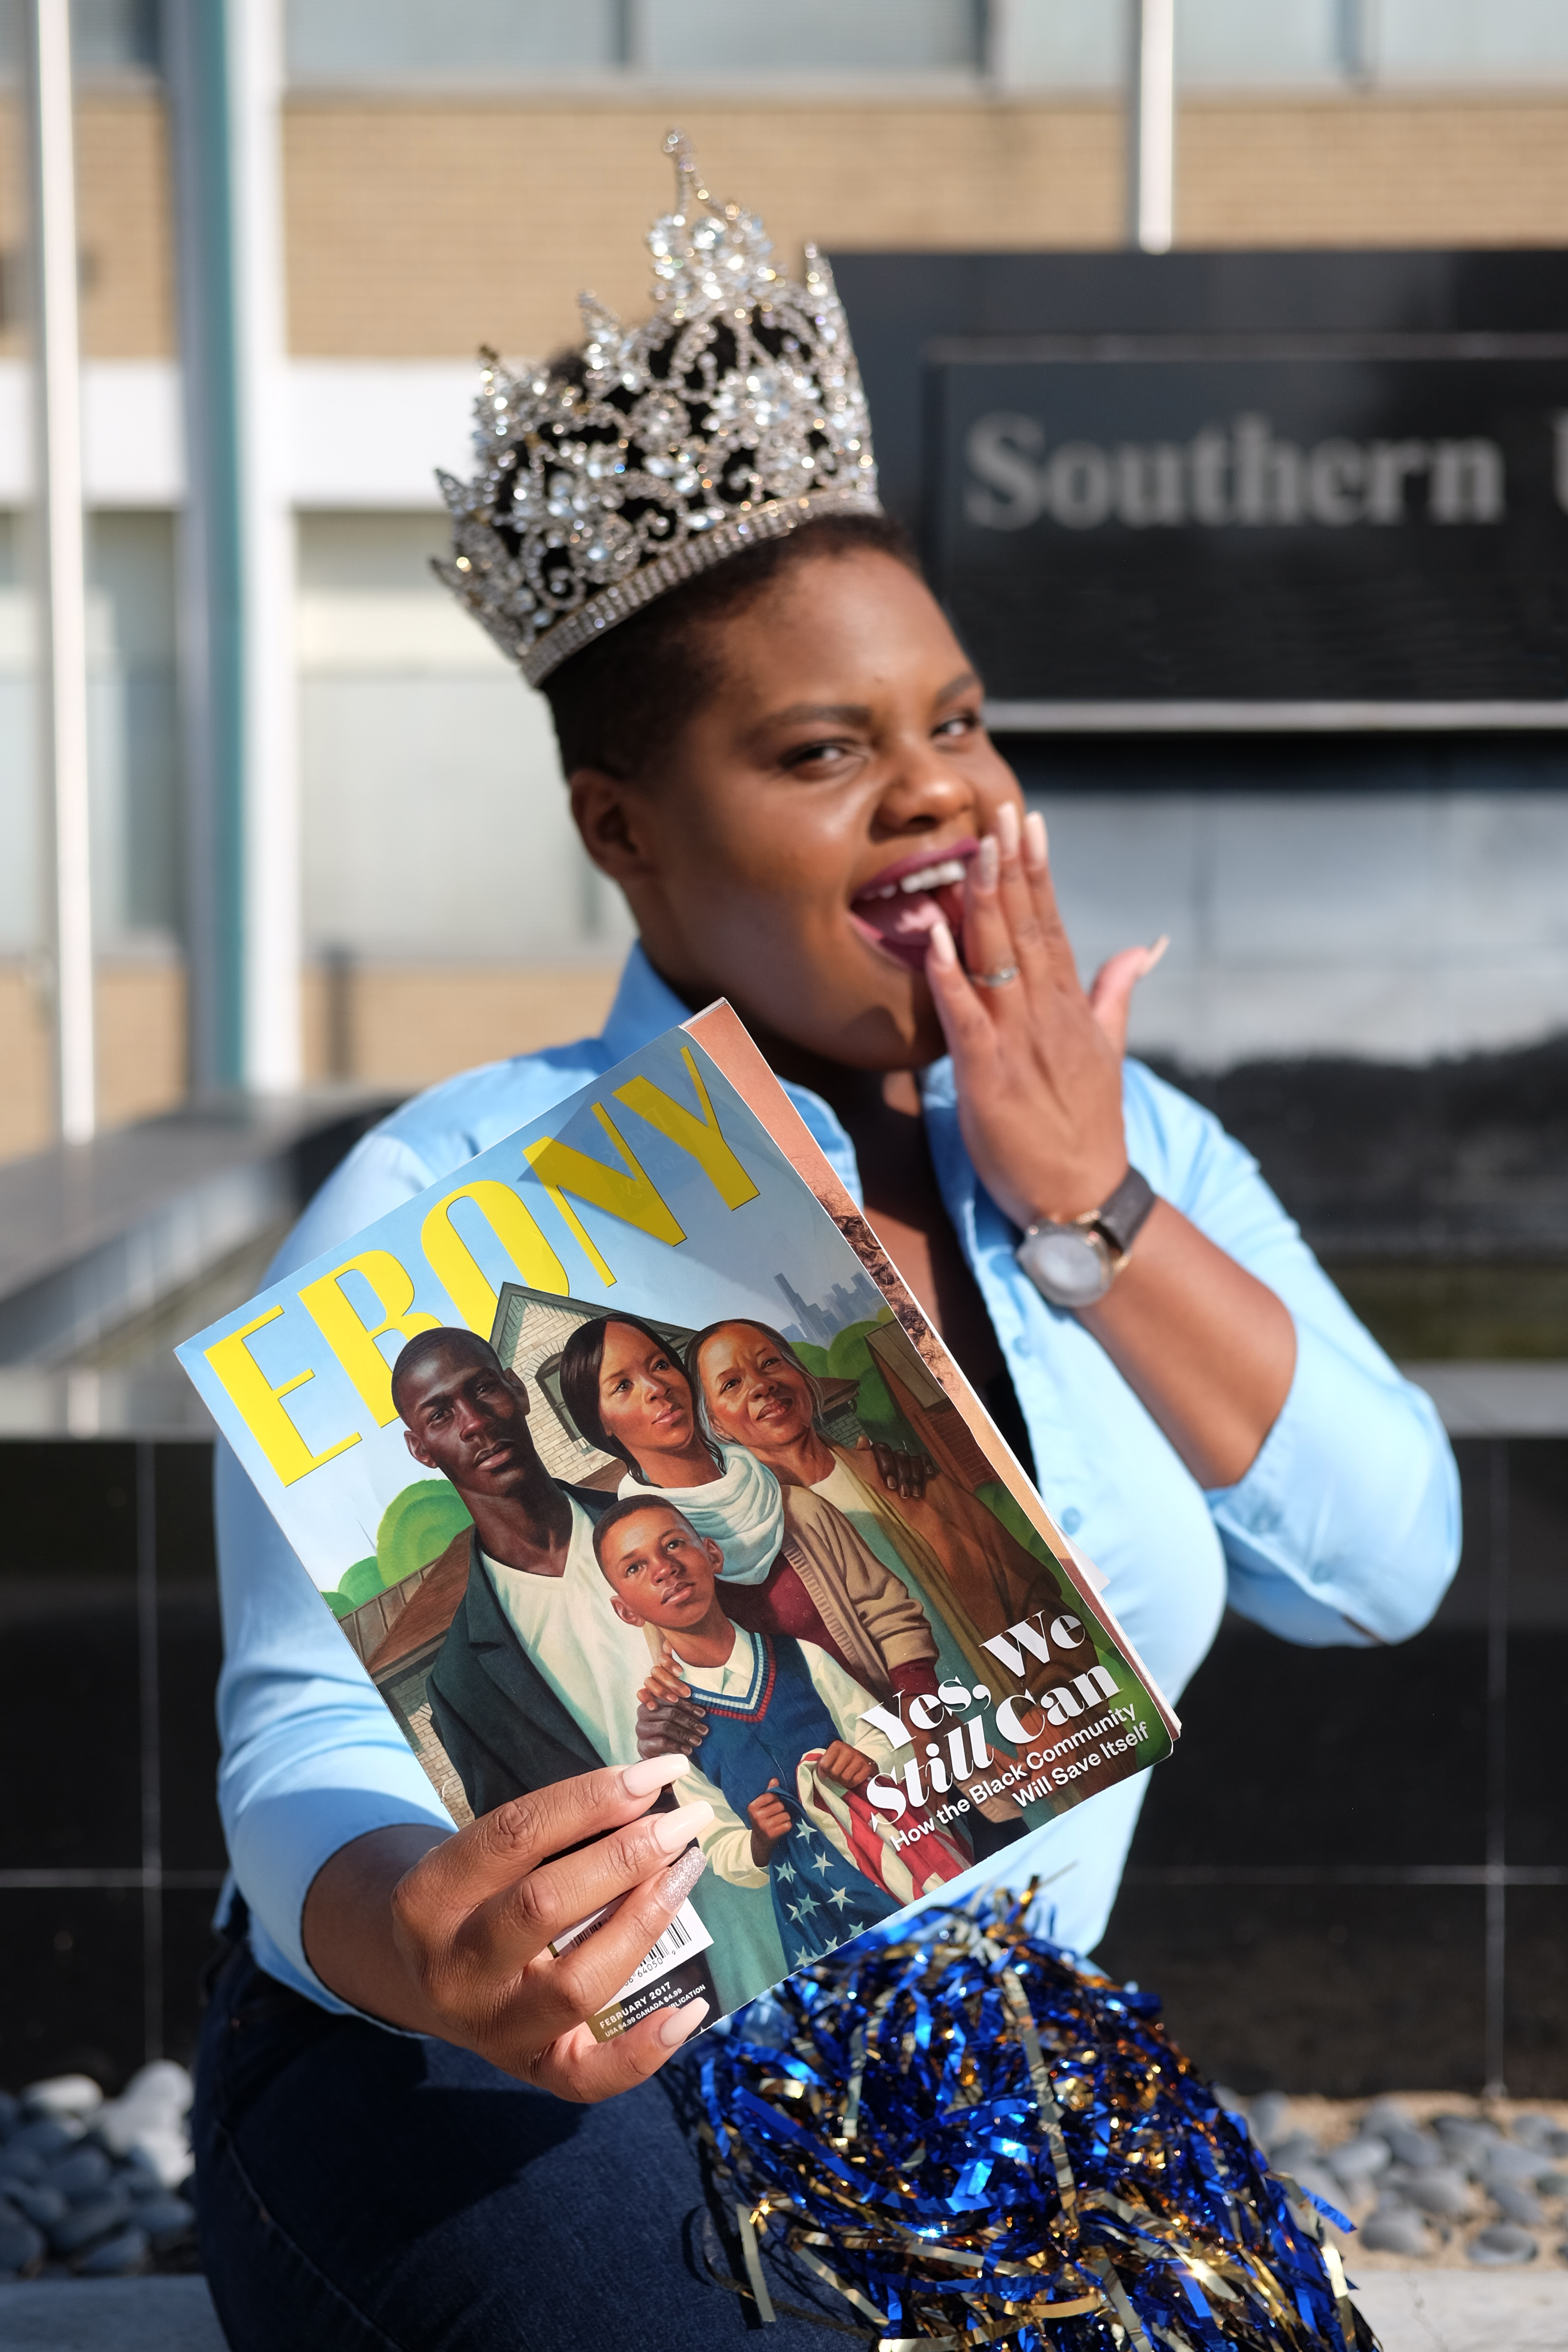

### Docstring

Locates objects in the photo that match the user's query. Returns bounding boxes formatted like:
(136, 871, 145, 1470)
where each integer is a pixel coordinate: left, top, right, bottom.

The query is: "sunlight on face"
(595, 1320, 695, 1459)
(577, 549, 1025, 1072)
(696, 1324, 815, 1450)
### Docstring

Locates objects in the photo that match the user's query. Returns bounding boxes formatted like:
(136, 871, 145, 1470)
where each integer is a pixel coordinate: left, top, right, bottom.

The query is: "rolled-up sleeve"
(1125, 1062, 1461, 1648)
(215, 1447, 453, 2009)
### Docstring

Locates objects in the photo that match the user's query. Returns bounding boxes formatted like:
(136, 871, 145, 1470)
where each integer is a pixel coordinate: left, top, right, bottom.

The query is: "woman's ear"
(569, 767, 656, 883)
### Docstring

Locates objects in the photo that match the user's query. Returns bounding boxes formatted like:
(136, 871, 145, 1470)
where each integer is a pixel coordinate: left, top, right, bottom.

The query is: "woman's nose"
(872, 746, 972, 833)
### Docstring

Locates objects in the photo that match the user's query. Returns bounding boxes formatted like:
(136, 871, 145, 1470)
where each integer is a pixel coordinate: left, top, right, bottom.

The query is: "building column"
(25, 0, 96, 1143)
(165, 0, 300, 1097)
(1128, 0, 1176, 254)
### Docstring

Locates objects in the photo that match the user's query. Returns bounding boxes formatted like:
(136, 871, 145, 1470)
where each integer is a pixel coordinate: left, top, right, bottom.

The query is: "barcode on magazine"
(551, 1896, 714, 2003)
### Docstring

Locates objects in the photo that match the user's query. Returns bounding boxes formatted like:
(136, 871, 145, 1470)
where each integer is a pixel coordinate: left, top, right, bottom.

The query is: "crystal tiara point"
(433, 132, 882, 688)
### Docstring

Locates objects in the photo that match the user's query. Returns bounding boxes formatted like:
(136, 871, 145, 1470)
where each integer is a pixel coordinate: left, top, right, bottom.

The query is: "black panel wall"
(0, 1443, 225, 2091)
(1099, 1436, 1568, 2097)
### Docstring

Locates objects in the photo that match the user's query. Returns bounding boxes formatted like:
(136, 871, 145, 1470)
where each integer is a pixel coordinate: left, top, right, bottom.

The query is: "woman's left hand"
(924, 799, 1166, 1233)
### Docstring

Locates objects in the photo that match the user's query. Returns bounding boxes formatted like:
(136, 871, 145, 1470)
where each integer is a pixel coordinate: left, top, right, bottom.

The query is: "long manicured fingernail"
(996, 800, 1021, 858)
(657, 1995, 710, 2047)
(621, 1753, 688, 1799)
(655, 1842, 709, 1909)
(652, 1801, 713, 1854)
(1023, 809, 1048, 869)
(1143, 933, 1170, 973)
(974, 834, 999, 891)
(927, 915, 957, 970)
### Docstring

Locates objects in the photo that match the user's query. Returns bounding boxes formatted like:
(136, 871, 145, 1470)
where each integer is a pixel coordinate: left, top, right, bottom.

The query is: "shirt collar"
(684, 1619, 759, 1695)
(598, 944, 867, 1208)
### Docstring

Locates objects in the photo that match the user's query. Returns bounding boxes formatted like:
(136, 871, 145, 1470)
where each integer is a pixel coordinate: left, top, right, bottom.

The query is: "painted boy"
(593, 1495, 967, 1970)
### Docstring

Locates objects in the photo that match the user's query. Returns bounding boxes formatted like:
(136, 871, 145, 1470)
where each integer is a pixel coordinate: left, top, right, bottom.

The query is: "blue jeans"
(192, 1937, 850, 2352)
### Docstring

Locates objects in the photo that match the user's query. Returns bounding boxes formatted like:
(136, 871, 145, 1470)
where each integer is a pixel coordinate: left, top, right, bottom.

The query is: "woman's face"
(571, 549, 1024, 1072)
(696, 1325, 816, 1453)
(594, 1322, 697, 1463)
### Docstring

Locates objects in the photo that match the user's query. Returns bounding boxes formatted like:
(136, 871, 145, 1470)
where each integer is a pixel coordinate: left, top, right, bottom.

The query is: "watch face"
(1022, 1226, 1112, 1308)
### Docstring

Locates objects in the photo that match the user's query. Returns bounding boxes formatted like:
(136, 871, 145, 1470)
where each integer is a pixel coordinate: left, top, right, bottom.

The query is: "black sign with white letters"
(925, 349, 1568, 718)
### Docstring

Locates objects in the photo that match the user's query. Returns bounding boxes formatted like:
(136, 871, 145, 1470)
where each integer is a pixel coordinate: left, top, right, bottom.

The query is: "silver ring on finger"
(973, 962, 1020, 990)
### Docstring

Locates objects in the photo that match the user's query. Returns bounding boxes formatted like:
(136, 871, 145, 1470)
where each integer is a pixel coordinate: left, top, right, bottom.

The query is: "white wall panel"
(1038, 789, 1568, 1068)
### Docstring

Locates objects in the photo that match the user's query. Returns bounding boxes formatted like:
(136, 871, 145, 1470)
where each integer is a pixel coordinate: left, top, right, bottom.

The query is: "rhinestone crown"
(433, 132, 882, 688)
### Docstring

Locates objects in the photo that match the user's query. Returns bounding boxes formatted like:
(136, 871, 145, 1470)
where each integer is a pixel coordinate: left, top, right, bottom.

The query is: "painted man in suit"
(393, 1328, 647, 1818)
(394, 1328, 785, 2009)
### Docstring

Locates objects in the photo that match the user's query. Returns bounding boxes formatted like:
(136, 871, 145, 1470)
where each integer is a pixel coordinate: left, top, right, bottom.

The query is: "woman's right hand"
(302, 1752, 713, 2102)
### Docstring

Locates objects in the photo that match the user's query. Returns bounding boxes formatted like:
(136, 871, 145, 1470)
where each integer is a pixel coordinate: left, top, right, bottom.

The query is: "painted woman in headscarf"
(556, 1311, 942, 1713)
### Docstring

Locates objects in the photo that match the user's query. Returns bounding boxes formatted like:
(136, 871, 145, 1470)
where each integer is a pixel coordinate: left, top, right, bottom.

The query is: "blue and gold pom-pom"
(699, 1893, 1376, 2350)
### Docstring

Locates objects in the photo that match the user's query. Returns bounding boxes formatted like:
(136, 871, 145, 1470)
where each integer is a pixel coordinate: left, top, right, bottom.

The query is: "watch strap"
(1089, 1165, 1157, 1259)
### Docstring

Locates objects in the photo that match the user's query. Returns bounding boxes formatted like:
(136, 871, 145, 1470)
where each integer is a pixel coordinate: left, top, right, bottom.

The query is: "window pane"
(0, 513, 39, 962)
(1000, 0, 1126, 89)
(72, 0, 159, 74)
(0, 0, 160, 74)
(645, 0, 983, 76)
(86, 513, 181, 949)
(1378, 0, 1568, 81)
(1177, 0, 1344, 87)
(287, 0, 622, 84)
(297, 514, 626, 963)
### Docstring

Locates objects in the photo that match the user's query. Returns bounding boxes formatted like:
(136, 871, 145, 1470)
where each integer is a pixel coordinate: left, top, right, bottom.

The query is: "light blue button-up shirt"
(213, 946, 1459, 2007)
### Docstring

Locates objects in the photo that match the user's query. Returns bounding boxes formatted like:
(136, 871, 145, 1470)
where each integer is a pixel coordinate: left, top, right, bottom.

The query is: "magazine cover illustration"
(179, 1006, 1176, 2036)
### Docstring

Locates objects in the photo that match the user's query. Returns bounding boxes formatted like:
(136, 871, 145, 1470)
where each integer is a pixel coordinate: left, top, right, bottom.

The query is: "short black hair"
(389, 1327, 503, 1421)
(556, 1312, 695, 1477)
(541, 511, 920, 782)
(590, 1491, 698, 1572)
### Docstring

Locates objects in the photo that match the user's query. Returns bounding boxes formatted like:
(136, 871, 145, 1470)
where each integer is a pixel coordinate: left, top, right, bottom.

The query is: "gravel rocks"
(0, 2218, 45, 2273)
(45, 2148, 113, 2202)
(1361, 2205, 1433, 2256)
(74, 2226, 152, 2278)
(1468, 2223, 1538, 2266)
(1328, 2136, 1392, 2188)
(21, 2077, 103, 2124)
(1387, 2165, 1472, 2218)
(3, 2182, 67, 2228)
(49, 2194, 135, 2255)
(1491, 2178, 1545, 2226)
(0, 2064, 195, 2281)
(1220, 2091, 1568, 2270)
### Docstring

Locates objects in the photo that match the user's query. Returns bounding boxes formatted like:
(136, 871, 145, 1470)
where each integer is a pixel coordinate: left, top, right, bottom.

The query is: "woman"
(556, 1310, 943, 1709)
(688, 1314, 1078, 1730)
(196, 140, 1458, 2349)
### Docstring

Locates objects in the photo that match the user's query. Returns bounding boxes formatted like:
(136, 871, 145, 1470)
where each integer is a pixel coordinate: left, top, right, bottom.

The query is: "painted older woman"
(687, 1316, 1075, 1735)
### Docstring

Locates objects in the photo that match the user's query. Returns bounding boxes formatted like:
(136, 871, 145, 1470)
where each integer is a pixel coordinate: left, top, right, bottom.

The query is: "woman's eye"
(935, 710, 980, 739)
(783, 737, 856, 773)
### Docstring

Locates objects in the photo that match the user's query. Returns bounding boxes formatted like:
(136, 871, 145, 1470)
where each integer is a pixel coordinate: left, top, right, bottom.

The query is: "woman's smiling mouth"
(848, 840, 976, 973)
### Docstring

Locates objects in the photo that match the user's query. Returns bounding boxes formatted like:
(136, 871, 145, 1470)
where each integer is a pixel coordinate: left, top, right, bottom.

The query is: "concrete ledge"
(0, 2270, 1564, 2351)
(0, 2278, 225, 2350)
(1352, 2267, 1568, 2351)
(0, 1091, 396, 1370)
(1401, 1360, 1568, 1436)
